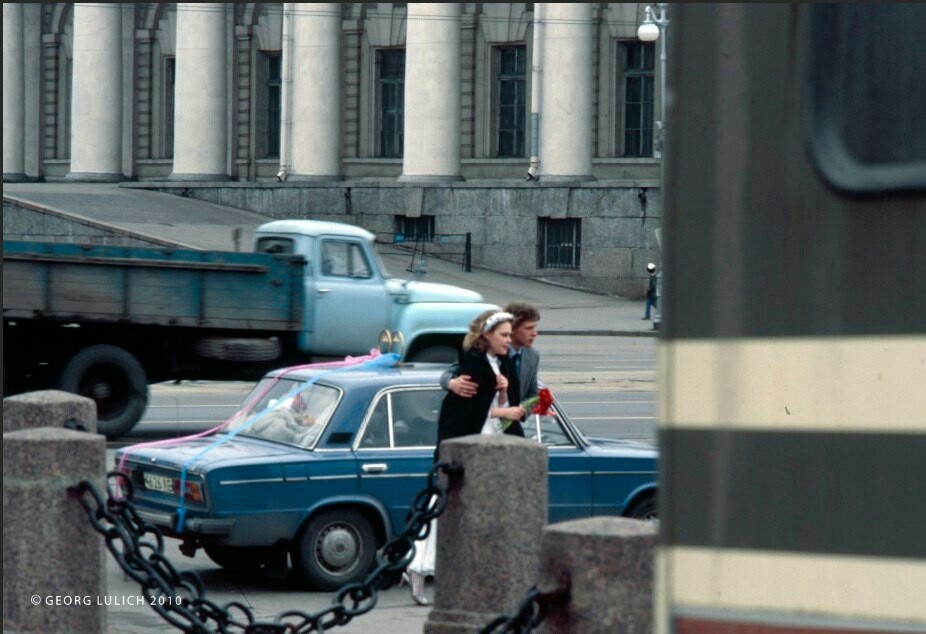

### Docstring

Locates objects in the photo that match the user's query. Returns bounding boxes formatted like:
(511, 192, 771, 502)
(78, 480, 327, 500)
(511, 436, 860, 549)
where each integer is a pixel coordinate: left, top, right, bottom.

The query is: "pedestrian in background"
(643, 262, 658, 320)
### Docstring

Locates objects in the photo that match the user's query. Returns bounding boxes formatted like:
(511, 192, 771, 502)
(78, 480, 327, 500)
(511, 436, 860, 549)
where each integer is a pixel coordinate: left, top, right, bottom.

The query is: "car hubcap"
(317, 524, 358, 572)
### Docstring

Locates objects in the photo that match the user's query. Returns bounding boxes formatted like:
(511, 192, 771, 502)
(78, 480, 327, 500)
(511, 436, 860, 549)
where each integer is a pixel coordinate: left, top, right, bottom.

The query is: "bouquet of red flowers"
(500, 387, 554, 432)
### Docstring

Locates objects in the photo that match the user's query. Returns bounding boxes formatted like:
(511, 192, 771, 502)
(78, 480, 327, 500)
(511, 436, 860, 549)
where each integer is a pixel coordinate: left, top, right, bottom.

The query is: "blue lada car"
(115, 360, 658, 590)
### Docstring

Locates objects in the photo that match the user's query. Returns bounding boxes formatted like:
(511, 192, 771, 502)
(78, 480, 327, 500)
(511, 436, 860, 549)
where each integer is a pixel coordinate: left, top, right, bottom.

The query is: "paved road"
(111, 335, 657, 449)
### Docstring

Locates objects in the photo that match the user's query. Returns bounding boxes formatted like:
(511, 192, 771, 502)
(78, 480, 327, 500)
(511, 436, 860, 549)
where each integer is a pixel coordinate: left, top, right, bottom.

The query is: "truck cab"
(254, 219, 496, 362)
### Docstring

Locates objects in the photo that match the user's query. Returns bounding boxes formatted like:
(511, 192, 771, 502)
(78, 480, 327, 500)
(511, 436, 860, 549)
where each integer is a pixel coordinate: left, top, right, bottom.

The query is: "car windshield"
(224, 377, 340, 448)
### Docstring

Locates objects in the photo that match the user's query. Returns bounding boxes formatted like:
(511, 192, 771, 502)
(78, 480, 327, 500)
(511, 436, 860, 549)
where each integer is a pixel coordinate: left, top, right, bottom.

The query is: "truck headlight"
(377, 330, 405, 354)
(378, 330, 393, 353)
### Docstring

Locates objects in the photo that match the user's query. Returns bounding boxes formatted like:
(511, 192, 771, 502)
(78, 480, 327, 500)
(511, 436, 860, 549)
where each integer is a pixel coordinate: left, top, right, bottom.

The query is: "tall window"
(621, 42, 655, 157)
(537, 218, 581, 270)
(379, 49, 405, 157)
(496, 45, 527, 157)
(266, 54, 282, 158)
(163, 57, 175, 159)
(394, 215, 435, 243)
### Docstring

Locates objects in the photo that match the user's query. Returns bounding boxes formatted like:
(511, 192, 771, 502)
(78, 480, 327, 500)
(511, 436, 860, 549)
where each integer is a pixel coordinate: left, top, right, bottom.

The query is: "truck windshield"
(224, 377, 340, 448)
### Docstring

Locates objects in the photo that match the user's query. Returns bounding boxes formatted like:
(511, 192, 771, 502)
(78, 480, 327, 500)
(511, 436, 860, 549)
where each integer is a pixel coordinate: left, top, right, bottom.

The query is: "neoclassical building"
(3, 3, 665, 297)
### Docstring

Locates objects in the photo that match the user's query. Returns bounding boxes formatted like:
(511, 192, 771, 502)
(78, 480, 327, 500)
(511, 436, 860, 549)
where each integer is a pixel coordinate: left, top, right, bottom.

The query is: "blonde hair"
(462, 309, 513, 352)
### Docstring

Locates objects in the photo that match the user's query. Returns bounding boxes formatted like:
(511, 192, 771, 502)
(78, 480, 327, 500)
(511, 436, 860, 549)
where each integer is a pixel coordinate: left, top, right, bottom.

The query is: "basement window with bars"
(537, 218, 581, 269)
(394, 215, 435, 243)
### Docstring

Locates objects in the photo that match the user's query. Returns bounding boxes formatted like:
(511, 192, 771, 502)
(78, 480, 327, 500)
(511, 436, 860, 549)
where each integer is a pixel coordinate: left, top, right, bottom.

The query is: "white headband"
(482, 311, 514, 333)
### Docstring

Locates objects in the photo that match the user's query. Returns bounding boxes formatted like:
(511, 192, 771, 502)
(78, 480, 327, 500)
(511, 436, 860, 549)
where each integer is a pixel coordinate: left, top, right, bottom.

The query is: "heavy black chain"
(72, 463, 461, 633)
(481, 574, 571, 634)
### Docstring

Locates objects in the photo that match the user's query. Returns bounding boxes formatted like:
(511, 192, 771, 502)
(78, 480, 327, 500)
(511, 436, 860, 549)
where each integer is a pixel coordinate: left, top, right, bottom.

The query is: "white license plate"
(143, 472, 174, 494)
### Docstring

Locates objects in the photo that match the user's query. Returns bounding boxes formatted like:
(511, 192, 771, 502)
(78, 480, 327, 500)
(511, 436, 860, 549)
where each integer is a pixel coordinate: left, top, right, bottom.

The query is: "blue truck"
(2, 219, 497, 438)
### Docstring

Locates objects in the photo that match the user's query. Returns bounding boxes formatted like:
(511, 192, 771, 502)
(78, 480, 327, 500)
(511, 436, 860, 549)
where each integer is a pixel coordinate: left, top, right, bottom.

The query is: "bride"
(404, 310, 526, 605)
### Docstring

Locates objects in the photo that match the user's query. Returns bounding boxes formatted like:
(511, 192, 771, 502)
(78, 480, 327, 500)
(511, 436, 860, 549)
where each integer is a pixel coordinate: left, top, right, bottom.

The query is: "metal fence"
(376, 231, 472, 273)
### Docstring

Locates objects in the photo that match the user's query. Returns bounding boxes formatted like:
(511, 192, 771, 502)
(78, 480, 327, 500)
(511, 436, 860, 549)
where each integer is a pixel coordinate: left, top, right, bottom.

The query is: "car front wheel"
(292, 509, 376, 591)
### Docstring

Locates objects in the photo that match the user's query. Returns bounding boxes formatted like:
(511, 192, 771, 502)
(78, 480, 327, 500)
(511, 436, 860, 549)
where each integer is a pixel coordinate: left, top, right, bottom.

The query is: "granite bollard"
(3, 390, 97, 434)
(3, 427, 107, 633)
(425, 435, 547, 633)
(537, 517, 657, 633)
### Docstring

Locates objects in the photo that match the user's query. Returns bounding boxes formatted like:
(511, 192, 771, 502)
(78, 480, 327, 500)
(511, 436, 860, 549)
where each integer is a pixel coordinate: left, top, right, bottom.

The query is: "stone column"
(290, 3, 342, 180)
(537, 517, 656, 633)
(3, 390, 98, 434)
(539, 3, 595, 182)
(3, 429, 107, 633)
(3, 3, 27, 182)
(424, 435, 547, 632)
(67, 3, 123, 182)
(3, 391, 105, 633)
(400, 3, 463, 182)
(171, 3, 228, 181)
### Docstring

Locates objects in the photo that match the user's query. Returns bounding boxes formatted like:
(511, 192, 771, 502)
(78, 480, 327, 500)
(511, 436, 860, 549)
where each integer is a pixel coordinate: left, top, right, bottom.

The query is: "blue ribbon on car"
(173, 353, 400, 533)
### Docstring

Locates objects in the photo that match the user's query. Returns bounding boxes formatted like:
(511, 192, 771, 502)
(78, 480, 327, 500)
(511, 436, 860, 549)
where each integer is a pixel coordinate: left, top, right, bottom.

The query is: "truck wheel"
(409, 345, 457, 363)
(58, 345, 148, 439)
(194, 337, 282, 362)
(292, 508, 376, 591)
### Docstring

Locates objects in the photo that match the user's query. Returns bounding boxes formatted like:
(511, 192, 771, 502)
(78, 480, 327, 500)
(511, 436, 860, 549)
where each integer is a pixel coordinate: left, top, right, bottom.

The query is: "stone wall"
(2, 198, 165, 247)
(139, 181, 662, 298)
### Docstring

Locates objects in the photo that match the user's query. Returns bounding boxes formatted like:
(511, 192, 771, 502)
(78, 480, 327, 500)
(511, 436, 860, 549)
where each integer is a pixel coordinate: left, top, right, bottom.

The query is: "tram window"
(807, 4, 926, 193)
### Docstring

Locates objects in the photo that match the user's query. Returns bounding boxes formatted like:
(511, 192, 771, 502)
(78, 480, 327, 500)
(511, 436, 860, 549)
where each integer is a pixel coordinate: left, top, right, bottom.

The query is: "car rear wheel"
(292, 509, 376, 591)
(203, 545, 275, 572)
(627, 494, 658, 521)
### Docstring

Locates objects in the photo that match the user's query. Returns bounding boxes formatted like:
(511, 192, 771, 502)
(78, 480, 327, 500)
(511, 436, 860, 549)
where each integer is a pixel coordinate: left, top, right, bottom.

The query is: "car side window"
(390, 389, 442, 448)
(523, 408, 575, 447)
(357, 388, 448, 450)
(359, 397, 390, 449)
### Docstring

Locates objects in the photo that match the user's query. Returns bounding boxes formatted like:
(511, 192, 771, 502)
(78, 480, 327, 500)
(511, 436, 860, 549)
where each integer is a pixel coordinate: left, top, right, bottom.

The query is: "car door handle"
(317, 288, 332, 295)
(362, 463, 388, 474)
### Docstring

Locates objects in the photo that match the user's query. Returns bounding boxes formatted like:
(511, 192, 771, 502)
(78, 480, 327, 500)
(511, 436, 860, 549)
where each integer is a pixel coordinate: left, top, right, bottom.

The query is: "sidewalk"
(3, 182, 658, 336)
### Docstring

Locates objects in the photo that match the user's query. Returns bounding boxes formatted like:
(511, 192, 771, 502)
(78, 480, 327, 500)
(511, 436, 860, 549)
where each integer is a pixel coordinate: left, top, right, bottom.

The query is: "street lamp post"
(638, 4, 669, 331)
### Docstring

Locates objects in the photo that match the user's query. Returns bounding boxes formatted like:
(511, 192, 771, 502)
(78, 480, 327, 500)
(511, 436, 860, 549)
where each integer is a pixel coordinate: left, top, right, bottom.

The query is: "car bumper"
(136, 509, 235, 536)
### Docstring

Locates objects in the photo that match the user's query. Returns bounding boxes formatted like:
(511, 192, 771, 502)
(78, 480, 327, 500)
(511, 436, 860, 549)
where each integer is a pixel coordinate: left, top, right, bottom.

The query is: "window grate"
(394, 215, 436, 243)
(538, 218, 581, 270)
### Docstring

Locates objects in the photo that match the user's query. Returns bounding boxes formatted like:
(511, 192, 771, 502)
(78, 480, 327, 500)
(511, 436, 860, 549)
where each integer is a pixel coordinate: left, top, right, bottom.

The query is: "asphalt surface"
(3, 181, 657, 633)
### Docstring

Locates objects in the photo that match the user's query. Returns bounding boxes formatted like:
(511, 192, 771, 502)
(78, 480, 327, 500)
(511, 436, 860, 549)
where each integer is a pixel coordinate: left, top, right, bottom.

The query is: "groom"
(441, 302, 541, 404)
